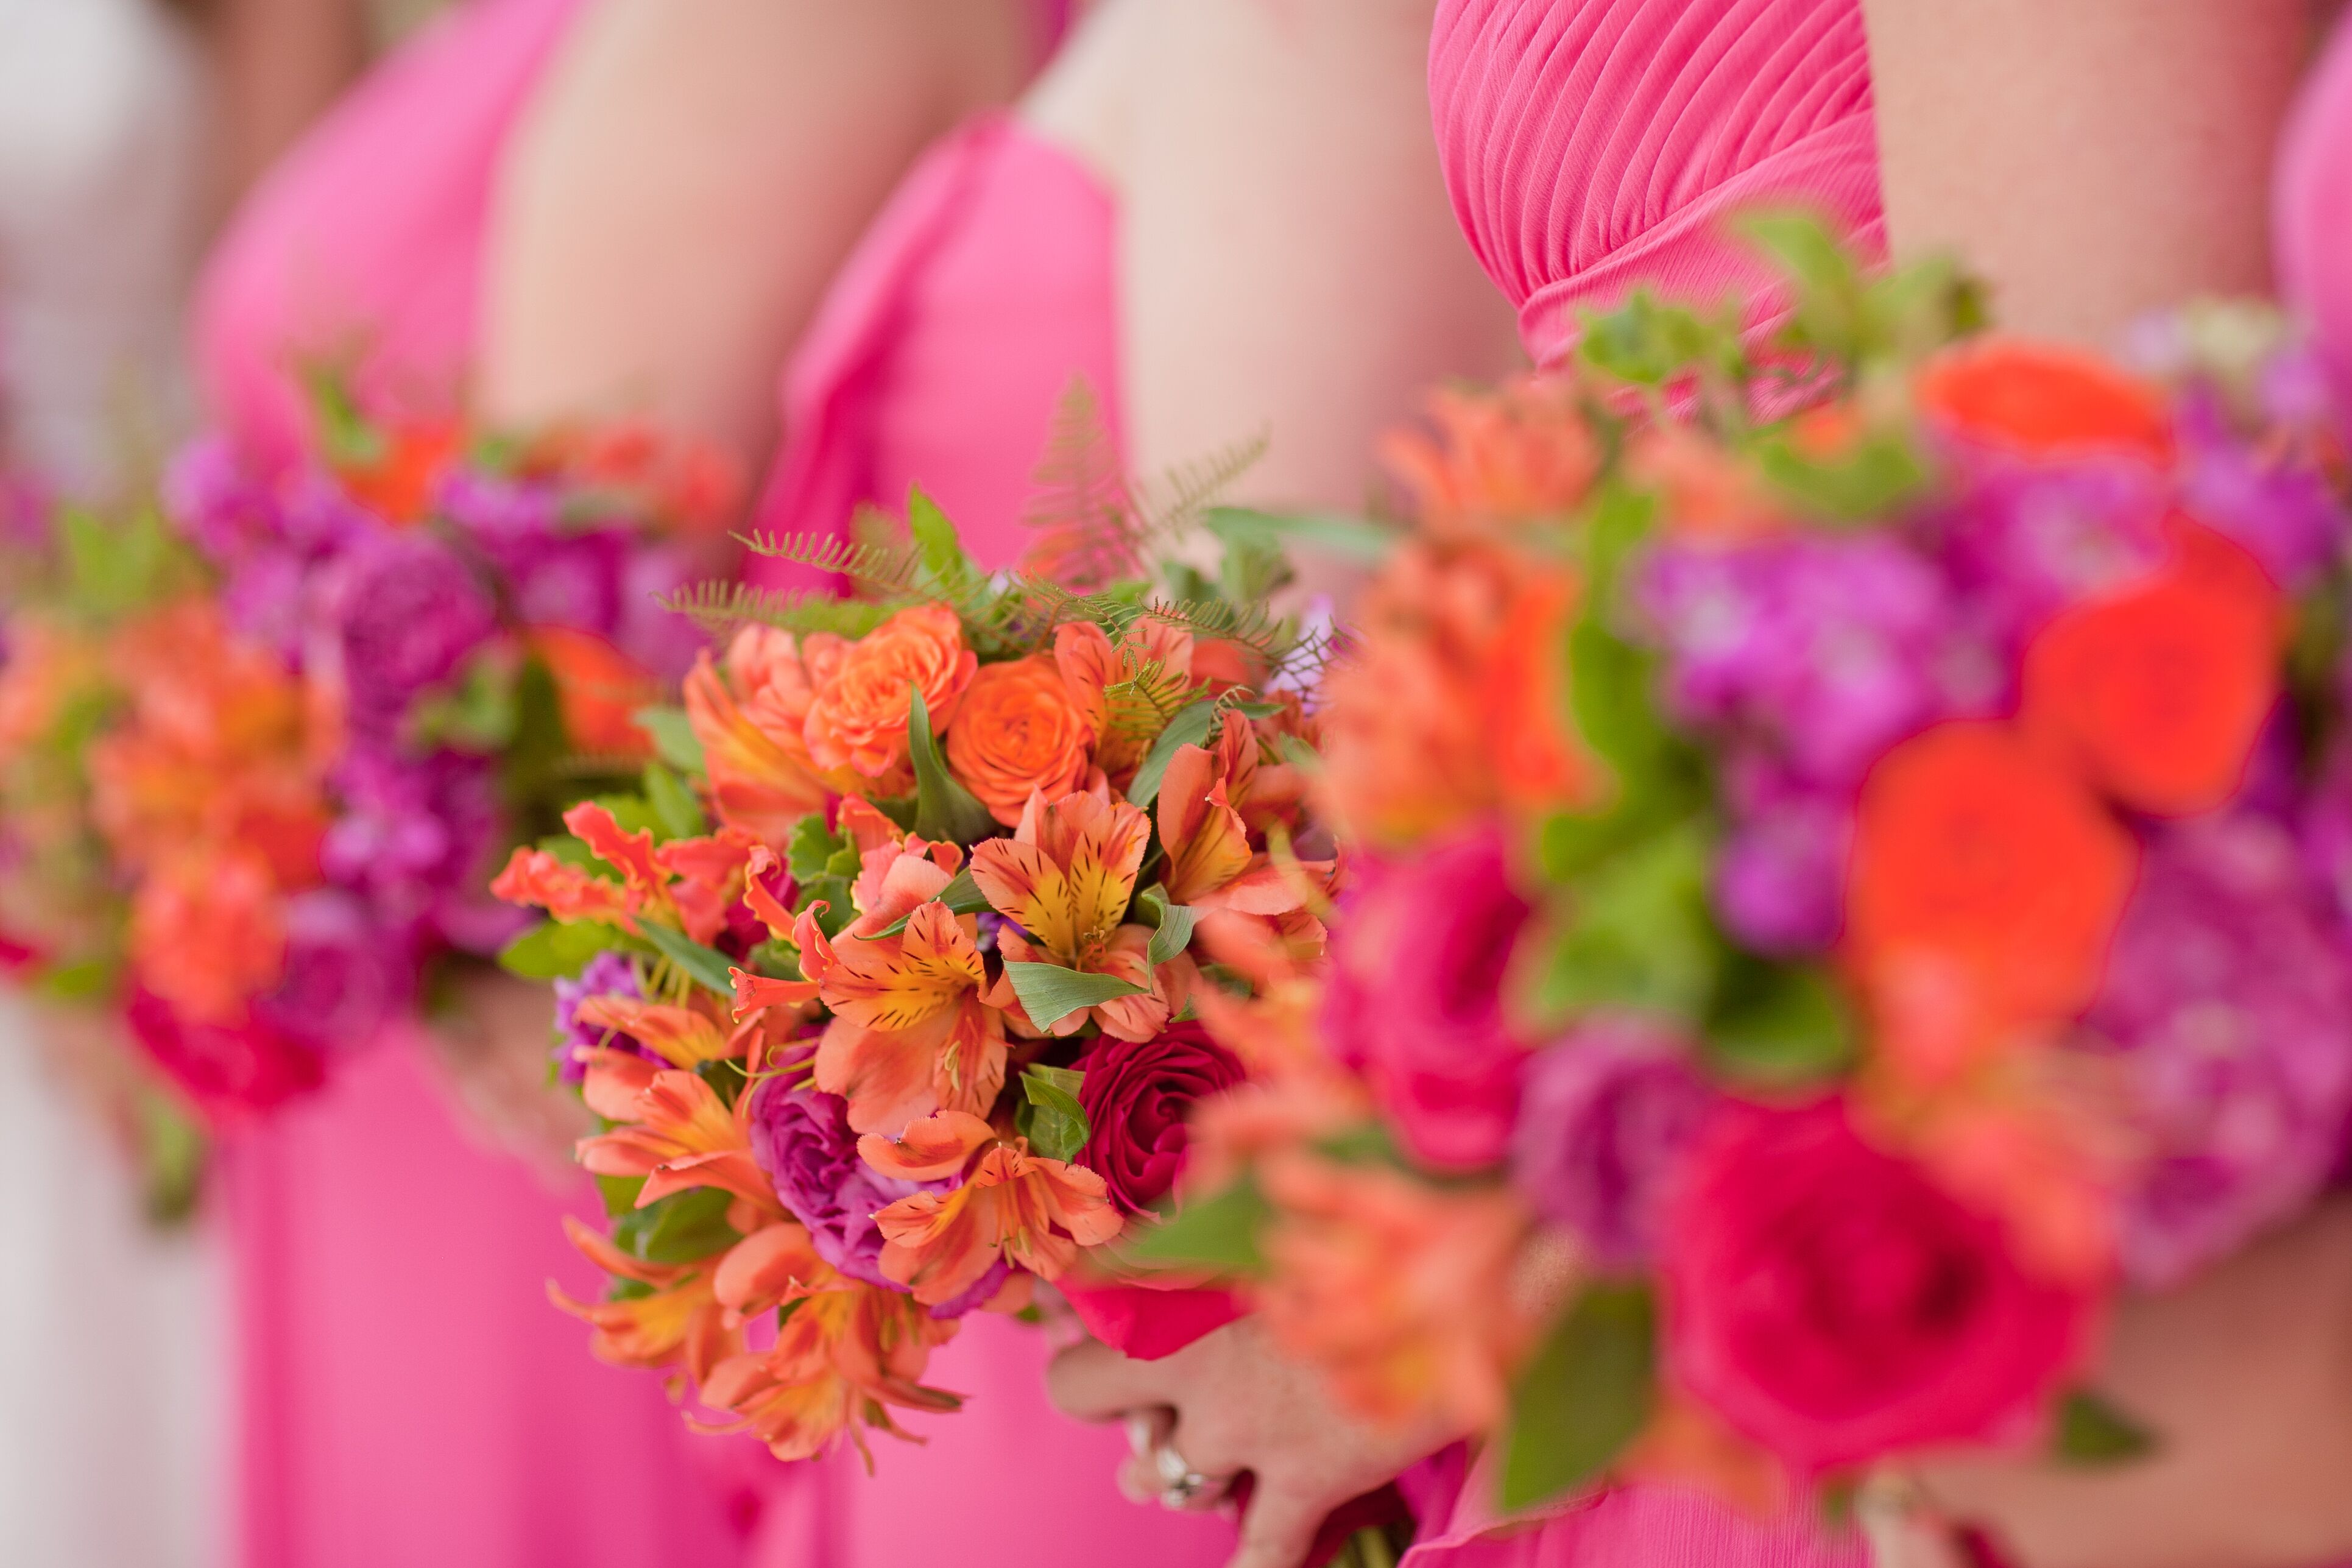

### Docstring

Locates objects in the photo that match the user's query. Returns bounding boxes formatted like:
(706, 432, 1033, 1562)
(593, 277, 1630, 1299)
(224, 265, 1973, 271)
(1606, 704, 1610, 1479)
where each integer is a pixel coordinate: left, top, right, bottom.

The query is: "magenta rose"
(125, 989, 323, 1125)
(1322, 823, 1533, 1170)
(1663, 1098, 2097, 1474)
(1076, 1024, 1246, 1214)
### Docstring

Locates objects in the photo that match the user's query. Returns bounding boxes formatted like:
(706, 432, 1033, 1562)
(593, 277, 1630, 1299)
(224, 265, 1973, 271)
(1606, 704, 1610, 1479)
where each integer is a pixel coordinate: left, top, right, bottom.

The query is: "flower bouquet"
(0, 381, 734, 1125)
(491, 486, 1342, 1463)
(1145, 216, 2352, 1517)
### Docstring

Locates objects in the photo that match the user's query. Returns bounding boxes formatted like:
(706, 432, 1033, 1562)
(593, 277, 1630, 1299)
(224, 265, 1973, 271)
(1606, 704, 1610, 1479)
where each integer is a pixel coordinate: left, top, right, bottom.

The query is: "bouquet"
(0, 382, 734, 1123)
(1148, 217, 2352, 1515)
(492, 483, 1343, 1463)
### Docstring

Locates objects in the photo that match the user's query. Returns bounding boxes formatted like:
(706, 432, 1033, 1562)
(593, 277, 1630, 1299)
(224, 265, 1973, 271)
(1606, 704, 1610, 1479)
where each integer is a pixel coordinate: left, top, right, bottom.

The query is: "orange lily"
(870, 1112, 1124, 1306)
(576, 1048, 785, 1216)
(696, 1277, 961, 1463)
(1159, 713, 1337, 922)
(548, 1216, 740, 1385)
(970, 787, 1168, 1041)
(574, 995, 736, 1067)
(489, 846, 642, 930)
(683, 627, 836, 846)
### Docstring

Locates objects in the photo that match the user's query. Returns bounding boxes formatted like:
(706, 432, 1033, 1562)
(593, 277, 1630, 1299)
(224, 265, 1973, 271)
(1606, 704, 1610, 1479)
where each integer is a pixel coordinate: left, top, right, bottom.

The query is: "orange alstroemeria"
(574, 995, 736, 1067)
(495, 801, 764, 947)
(549, 1216, 740, 1383)
(683, 627, 835, 844)
(488, 845, 642, 931)
(1382, 375, 1600, 535)
(696, 1276, 960, 1462)
(576, 1048, 786, 1216)
(531, 625, 661, 760)
(971, 787, 1169, 1041)
(873, 1135, 1123, 1306)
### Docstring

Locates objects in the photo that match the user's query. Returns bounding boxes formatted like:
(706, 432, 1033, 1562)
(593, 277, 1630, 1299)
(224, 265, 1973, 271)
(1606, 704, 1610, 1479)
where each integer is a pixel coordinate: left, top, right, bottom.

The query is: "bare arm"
(1860, 0, 2312, 343)
(1109, 0, 1519, 537)
(202, 0, 369, 212)
(479, 0, 1033, 470)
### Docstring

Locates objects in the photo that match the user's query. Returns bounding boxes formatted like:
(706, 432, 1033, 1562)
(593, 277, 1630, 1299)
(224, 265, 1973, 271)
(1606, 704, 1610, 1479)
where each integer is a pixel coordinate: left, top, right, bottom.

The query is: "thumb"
(1046, 1337, 1175, 1424)
(1226, 1475, 1326, 1568)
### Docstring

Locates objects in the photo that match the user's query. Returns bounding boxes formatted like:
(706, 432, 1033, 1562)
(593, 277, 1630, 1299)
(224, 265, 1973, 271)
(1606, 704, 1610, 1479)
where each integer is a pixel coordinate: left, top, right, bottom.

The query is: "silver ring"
(1154, 1441, 1218, 1511)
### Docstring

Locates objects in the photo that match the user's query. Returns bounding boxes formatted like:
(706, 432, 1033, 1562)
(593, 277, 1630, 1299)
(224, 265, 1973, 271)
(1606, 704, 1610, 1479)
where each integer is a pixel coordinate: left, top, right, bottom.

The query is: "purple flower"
(249, 890, 416, 1056)
(2172, 390, 2347, 590)
(321, 749, 512, 948)
(553, 952, 643, 1083)
(1711, 757, 1852, 955)
(1934, 456, 2173, 648)
(746, 1073, 926, 1293)
(2080, 814, 2352, 1287)
(1511, 1015, 1721, 1270)
(316, 532, 498, 742)
(1323, 822, 1533, 1170)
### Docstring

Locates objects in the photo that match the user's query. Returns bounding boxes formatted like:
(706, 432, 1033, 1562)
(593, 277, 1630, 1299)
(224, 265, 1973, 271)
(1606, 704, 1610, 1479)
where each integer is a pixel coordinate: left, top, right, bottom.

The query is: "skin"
(1859, 0, 2314, 344)
(1050, 1317, 1466, 1568)
(198, 0, 371, 217)
(478, 0, 1036, 475)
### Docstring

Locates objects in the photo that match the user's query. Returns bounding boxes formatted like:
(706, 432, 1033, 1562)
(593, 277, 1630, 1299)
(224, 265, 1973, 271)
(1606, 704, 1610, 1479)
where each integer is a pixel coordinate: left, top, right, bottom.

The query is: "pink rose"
(1663, 1098, 2098, 1474)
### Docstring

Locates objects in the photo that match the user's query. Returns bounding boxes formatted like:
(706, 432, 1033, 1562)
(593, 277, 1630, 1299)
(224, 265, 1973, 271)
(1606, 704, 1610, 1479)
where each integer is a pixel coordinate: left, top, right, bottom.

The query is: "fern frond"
(733, 529, 926, 593)
(1096, 657, 1197, 773)
(657, 581, 901, 640)
(1019, 380, 1145, 590)
(1135, 429, 1270, 543)
(1136, 596, 1296, 665)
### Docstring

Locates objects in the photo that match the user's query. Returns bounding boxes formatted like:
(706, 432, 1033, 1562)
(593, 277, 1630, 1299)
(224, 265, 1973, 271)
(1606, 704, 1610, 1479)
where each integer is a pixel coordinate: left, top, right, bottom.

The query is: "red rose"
(1663, 1098, 2098, 1475)
(1075, 1024, 1247, 1214)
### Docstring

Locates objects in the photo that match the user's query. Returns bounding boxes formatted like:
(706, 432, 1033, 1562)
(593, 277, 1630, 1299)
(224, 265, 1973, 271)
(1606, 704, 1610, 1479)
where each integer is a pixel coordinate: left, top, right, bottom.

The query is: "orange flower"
(1051, 620, 1196, 779)
(549, 1217, 738, 1382)
(802, 604, 977, 783)
(331, 416, 459, 524)
(684, 626, 840, 843)
(870, 1112, 1123, 1306)
(1319, 543, 1595, 845)
(2021, 522, 2281, 818)
(531, 626, 660, 760)
(1382, 376, 1599, 534)
(0, 620, 99, 754)
(1914, 338, 2173, 465)
(1847, 722, 2137, 1022)
(576, 1049, 786, 1215)
(696, 1272, 959, 1462)
(129, 847, 287, 1023)
(944, 656, 1095, 825)
(971, 788, 1169, 1041)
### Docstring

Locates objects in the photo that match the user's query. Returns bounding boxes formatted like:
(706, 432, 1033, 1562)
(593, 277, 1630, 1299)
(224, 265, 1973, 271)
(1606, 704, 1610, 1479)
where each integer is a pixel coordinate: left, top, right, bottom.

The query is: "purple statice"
(1511, 1014, 1722, 1271)
(1636, 529, 1974, 790)
(314, 531, 499, 743)
(551, 951, 643, 1083)
(249, 889, 417, 1057)
(2078, 813, 2352, 1288)
(746, 1073, 926, 1293)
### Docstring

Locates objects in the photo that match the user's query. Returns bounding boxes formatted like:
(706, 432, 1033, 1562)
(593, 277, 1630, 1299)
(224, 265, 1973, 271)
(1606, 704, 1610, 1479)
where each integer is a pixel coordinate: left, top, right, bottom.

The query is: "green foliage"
(1137, 885, 1202, 966)
(409, 652, 521, 755)
(1500, 1285, 1658, 1512)
(1016, 1064, 1091, 1162)
(735, 529, 928, 595)
(656, 581, 899, 642)
(597, 1174, 647, 1218)
(499, 919, 638, 982)
(786, 813, 861, 938)
(871, 865, 989, 937)
(905, 485, 985, 604)
(633, 705, 707, 779)
(641, 761, 706, 841)
(1702, 956, 1857, 1089)
(1202, 507, 1397, 565)
(1003, 962, 1148, 1031)
(53, 506, 197, 623)
(1751, 423, 1932, 523)
(908, 686, 997, 846)
(1127, 701, 1218, 808)
(1578, 293, 1745, 395)
(638, 922, 738, 998)
(1530, 822, 1720, 1025)
(1125, 1174, 1271, 1276)
(498, 654, 581, 837)
(2053, 1390, 2160, 1466)
(611, 1185, 741, 1266)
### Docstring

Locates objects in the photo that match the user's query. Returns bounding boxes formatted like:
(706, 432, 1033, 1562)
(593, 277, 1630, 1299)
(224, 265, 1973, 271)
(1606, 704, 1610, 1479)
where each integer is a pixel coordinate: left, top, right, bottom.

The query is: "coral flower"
(331, 414, 459, 524)
(970, 788, 1168, 1040)
(696, 1274, 959, 1462)
(530, 625, 660, 760)
(550, 1216, 737, 1383)
(2021, 523, 2282, 817)
(575, 1049, 786, 1215)
(1915, 338, 2174, 465)
(129, 847, 288, 1023)
(943, 655, 1095, 825)
(798, 830, 1005, 1132)
(868, 1112, 1123, 1306)
(1382, 376, 1600, 534)
(1051, 619, 1199, 780)
(1847, 722, 2136, 1021)
(802, 603, 977, 782)
(683, 626, 833, 844)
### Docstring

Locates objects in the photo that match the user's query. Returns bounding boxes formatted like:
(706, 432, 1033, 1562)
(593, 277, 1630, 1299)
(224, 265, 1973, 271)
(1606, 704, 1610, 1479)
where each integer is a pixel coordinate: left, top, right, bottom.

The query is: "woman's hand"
(1047, 1316, 1460, 1568)
(418, 967, 592, 1187)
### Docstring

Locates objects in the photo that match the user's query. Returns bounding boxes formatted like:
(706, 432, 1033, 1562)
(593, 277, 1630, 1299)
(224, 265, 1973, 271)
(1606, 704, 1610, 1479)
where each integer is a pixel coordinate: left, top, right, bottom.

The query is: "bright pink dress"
(745, 113, 1237, 1563)
(196, 4, 771, 1566)
(2278, 13, 2352, 390)
(1407, 1, 1879, 1561)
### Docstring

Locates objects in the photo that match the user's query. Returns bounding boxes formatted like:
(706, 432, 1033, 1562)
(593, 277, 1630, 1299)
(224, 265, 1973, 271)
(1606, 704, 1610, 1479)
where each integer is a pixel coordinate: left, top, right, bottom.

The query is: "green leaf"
(499, 920, 637, 981)
(1577, 292, 1744, 391)
(633, 705, 707, 778)
(1137, 885, 1203, 966)
(908, 686, 998, 846)
(1703, 958, 1857, 1089)
(1753, 424, 1931, 524)
(1201, 507, 1399, 564)
(1017, 1065, 1092, 1162)
(1499, 1284, 1658, 1513)
(905, 484, 981, 598)
(1003, 961, 1148, 1031)
(2052, 1390, 2159, 1467)
(1530, 824, 1721, 1026)
(871, 866, 991, 937)
(1128, 701, 1218, 808)
(1126, 1174, 1271, 1276)
(597, 1174, 647, 1218)
(786, 813, 856, 882)
(641, 761, 707, 841)
(638, 922, 738, 997)
(612, 1186, 741, 1265)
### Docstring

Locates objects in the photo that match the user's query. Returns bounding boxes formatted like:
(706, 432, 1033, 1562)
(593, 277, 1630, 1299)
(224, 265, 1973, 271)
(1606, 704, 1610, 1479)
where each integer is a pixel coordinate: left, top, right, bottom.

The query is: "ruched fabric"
(2280, 14, 2352, 393)
(1429, 0, 1884, 367)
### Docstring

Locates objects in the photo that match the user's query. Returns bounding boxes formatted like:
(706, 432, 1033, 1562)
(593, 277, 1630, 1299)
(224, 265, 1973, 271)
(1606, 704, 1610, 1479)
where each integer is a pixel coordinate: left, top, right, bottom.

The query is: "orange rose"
(333, 417, 460, 526)
(130, 847, 287, 1023)
(1382, 376, 1598, 534)
(1914, 338, 2173, 465)
(2021, 521, 2281, 817)
(945, 656, 1095, 825)
(1847, 722, 2136, 1022)
(802, 604, 976, 783)
(531, 626, 661, 760)
(684, 627, 833, 844)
